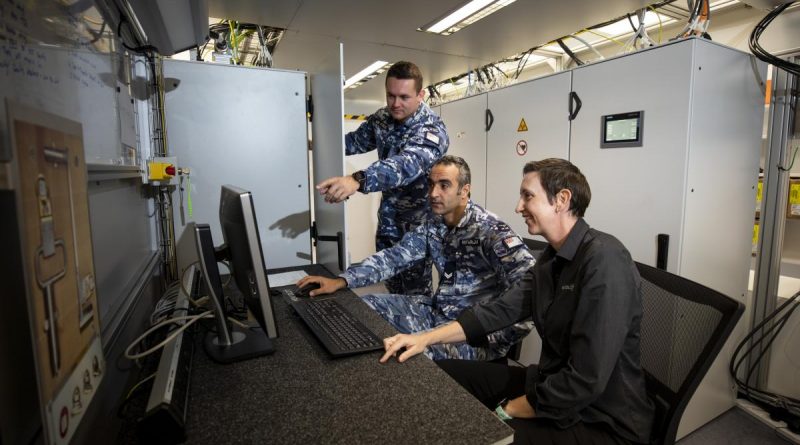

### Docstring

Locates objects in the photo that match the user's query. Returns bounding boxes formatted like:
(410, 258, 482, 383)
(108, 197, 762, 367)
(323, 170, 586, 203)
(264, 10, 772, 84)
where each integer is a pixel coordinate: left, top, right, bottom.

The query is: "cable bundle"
(749, 2, 800, 77)
(729, 290, 800, 419)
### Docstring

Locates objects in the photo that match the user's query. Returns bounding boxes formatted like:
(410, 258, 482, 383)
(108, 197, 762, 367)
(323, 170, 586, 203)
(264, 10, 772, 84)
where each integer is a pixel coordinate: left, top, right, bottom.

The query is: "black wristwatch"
(351, 170, 366, 193)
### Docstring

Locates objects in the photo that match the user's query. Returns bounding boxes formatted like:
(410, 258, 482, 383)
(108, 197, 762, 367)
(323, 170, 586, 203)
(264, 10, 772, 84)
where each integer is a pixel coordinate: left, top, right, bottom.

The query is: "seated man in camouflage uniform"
(298, 156, 535, 361)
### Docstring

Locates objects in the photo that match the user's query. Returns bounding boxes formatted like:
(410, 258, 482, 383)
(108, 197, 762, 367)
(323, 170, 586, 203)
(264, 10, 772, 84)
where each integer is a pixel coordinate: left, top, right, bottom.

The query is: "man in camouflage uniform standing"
(315, 61, 448, 296)
(299, 156, 535, 361)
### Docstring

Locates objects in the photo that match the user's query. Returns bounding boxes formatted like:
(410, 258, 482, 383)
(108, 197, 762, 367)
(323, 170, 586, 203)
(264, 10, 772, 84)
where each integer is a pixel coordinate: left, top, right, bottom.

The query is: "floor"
(677, 405, 796, 445)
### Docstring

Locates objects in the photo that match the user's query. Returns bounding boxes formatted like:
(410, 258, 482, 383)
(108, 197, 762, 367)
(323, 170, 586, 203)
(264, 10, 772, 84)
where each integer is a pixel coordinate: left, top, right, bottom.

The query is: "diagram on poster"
(8, 102, 104, 445)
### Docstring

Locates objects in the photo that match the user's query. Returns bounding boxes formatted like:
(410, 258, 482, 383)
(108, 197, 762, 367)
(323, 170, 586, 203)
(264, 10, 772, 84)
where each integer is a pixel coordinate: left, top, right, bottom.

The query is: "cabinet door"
(311, 42, 348, 272)
(164, 59, 311, 269)
(569, 42, 693, 271)
(486, 72, 571, 239)
(440, 94, 488, 207)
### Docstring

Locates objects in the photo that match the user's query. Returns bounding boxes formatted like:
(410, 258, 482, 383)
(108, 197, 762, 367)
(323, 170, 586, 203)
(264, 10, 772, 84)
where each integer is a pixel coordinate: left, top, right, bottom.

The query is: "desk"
(184, 264, 514, 444)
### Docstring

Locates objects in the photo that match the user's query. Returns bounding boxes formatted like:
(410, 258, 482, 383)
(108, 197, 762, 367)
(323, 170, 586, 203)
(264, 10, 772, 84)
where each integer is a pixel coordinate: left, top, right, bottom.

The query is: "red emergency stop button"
(165, 165, 176, 176)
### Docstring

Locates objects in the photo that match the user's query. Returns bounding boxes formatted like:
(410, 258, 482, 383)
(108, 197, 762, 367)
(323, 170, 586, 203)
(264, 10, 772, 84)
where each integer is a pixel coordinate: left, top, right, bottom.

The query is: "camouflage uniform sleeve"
(360, 121, 448, 193)
(344, 114, 378, 155)
(485, 224, 536, 288)
(340, 222, 429, 288)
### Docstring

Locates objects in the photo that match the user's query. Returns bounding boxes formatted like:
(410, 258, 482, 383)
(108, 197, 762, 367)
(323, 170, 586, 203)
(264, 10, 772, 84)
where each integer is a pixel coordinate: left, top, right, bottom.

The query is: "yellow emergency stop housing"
(148, 161, 174, 181)
(146, 156, 179, 185)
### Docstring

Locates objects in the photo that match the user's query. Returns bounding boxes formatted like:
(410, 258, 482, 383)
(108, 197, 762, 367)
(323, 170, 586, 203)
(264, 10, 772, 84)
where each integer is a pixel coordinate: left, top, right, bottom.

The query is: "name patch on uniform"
(425, 132, 440, 145)
(561, 284, 575, 291)
(503, 236, 523, 249)
(460, 239, 480, 246)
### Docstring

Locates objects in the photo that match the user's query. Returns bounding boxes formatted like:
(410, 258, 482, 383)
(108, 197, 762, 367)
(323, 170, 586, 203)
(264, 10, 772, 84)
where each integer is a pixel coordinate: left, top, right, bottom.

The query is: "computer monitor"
(217, 185, 278, 339)
(195, 224, 273, 363)
(192, 185, 278, 363)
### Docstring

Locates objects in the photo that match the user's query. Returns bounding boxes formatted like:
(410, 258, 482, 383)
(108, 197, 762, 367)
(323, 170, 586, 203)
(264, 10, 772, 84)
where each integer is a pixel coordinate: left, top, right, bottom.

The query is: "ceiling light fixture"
(419, 0, 516, 36)
(344, 60, 391, 89)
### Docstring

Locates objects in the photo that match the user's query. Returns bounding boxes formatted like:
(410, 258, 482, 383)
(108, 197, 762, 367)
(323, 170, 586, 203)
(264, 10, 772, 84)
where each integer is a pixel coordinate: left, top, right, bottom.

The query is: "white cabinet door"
(440, 94, 488, 207)
(569, 42, 694, 272)
(164, 60, 310, 269)
(486, 72, 571, 239)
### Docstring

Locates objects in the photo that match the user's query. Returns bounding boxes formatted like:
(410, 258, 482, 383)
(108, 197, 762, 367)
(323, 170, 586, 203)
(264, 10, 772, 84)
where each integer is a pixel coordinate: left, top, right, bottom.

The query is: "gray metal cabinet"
(569, 38, 765, 438)
(440, 94, 489, 207)
(486, 72, 572, 238)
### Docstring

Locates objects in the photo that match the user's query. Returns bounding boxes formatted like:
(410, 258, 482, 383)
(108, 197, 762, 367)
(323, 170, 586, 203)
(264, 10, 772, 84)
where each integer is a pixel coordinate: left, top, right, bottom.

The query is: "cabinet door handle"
(568, 91, 582, 121)
(485, 108, 494, 131)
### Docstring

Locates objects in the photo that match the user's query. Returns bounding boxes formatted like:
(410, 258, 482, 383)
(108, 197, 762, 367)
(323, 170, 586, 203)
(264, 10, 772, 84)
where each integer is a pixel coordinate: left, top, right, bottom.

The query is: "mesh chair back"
(522, 238, 548, 260)
(636, 262, 744, 445)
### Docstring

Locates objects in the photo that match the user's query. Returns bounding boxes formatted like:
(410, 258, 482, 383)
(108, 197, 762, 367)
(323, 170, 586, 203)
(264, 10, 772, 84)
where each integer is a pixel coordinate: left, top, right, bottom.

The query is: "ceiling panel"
(209, 0, 656, 101)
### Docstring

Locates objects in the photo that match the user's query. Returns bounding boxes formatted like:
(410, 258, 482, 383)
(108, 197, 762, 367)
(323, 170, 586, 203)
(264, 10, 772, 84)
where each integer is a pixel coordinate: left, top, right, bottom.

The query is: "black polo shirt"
(457, 218, 654, 443)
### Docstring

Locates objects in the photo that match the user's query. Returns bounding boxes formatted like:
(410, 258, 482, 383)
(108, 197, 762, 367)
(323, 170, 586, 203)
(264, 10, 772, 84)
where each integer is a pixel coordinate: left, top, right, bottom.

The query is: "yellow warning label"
(756, 180, 763, 203)
(789, 181, 800, 217)
(517, 118, 528, 132)
(753, 223, 759, 245)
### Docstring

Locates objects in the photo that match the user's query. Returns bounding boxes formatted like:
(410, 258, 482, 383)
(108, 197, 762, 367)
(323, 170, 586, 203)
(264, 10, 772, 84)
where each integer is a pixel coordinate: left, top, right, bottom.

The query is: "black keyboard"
(291, 298, 384, 357)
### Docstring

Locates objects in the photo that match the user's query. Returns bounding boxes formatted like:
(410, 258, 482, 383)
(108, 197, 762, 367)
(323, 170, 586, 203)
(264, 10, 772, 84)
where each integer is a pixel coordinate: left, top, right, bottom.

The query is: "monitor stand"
(203, 325, 274, 364)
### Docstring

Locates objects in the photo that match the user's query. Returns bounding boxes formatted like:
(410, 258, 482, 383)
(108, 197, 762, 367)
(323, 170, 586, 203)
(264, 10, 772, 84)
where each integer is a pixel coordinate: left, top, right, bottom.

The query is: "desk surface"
(185, 264, 513, 444)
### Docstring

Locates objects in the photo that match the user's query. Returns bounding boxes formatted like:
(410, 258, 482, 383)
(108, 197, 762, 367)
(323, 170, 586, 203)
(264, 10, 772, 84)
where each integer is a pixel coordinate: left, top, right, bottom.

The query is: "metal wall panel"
(486, 72, 572, 238)
(440, 94, 488, 207)
(163, 60, 310, 268)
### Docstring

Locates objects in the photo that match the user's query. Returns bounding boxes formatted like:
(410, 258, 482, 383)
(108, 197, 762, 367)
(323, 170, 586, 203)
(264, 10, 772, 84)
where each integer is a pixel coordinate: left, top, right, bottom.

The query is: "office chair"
(635, 262, 744, 445)
(522, 238, 548, 260)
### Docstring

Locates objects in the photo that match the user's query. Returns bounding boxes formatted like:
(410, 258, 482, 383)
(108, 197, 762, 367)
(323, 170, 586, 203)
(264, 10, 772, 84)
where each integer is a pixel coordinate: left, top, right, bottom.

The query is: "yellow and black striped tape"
(344, 114, 367, 121)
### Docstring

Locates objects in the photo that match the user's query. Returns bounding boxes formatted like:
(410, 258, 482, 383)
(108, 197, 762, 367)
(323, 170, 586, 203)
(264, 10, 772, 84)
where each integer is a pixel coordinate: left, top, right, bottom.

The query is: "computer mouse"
(296, 282, 321, 298)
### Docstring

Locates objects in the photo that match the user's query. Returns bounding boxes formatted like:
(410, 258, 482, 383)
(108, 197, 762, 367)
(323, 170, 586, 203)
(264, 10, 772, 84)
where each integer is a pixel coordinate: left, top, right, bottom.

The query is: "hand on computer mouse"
(296, 276, 347, 297)
(296, 282, 321, 298)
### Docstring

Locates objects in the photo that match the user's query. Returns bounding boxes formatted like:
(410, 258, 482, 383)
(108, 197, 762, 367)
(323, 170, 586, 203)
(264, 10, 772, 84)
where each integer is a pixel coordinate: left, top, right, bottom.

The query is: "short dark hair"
(523, 158, 591, 217)
(432, 155, 471, 189)
(386, 61, 423, 93)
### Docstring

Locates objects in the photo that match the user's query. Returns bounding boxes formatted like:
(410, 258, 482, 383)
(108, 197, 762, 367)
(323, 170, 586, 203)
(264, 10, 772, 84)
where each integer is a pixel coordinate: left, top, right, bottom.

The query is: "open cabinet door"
(311, 42, 348, 273)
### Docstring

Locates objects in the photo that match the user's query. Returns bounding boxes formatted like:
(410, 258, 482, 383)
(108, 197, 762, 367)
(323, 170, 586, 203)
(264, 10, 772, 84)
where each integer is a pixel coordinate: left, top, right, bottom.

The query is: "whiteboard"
(0, 43, 130, 165)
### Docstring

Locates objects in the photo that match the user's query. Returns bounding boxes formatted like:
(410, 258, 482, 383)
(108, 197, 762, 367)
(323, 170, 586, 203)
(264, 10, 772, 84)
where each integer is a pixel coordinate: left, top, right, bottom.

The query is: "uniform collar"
(555, 218, 589, 261)
(400, 102, 430, 128)
(455, 200, 475, 229)
(434, 200, 475, 234)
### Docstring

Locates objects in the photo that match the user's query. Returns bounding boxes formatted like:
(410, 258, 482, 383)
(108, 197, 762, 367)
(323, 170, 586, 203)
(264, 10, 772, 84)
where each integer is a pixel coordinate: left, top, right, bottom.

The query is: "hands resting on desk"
(296, 276, 347, 297)
(379, 321, 536, 419)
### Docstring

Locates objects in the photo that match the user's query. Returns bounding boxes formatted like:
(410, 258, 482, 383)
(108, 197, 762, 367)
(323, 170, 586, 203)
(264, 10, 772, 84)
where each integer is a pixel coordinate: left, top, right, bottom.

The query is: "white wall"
(343, 99, 383, 263)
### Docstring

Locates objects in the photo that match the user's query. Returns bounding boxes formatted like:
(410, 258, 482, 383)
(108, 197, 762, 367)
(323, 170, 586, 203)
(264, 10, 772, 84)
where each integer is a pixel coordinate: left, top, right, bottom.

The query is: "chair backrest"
(522, 238, 548, 260)
(635, 262, 744, 445)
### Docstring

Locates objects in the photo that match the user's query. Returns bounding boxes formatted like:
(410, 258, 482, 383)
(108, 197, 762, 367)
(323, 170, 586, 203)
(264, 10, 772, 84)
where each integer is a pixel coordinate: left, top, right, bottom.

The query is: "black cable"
(743, 304, 797, 398)
(749, 2, 800, 77)
(730, 290, 800, 407)
(557, 39, 584, 66)
(627, 13, 638, 33)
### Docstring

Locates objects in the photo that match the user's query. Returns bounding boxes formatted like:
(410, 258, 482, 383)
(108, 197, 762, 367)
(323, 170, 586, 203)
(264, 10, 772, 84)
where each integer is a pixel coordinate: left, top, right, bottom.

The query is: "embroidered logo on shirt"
(460, 239, 480, 246)
(425, 132, 440, 145)
(503, 236, 522, 248)
(561, 284, 575, 291)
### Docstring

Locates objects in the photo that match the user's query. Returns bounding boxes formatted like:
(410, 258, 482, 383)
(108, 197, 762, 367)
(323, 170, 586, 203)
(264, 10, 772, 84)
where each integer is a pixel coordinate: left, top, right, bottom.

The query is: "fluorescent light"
(420, 0, 516, 36)
(344, 60, 390, 89)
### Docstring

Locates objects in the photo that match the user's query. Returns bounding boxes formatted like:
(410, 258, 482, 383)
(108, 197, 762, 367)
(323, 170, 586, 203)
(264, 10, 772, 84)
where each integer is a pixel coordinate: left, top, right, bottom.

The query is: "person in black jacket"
(380, 158, 654, 445)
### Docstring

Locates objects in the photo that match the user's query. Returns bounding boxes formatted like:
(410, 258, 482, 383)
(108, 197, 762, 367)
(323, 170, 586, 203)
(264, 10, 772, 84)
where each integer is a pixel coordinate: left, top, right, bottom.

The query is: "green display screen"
(605, 117, 639, 142)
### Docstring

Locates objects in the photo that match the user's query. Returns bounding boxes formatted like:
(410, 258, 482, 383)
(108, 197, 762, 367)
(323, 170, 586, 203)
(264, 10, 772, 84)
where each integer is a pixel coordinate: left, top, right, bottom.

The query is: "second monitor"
(193, 185, 278, 363)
